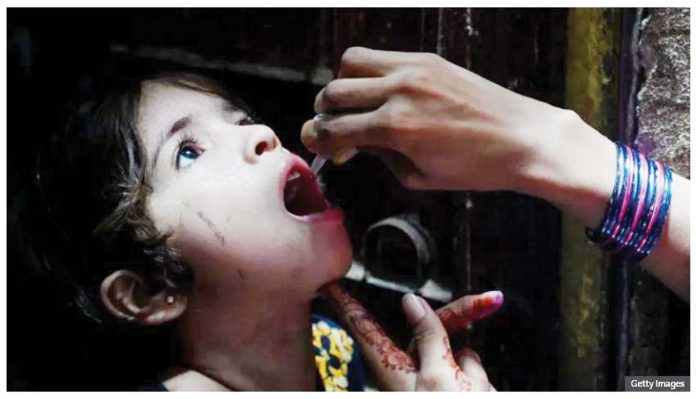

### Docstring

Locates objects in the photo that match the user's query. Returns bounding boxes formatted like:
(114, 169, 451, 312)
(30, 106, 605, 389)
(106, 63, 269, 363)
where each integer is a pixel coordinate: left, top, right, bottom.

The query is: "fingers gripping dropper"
(309, 113, 359, 177)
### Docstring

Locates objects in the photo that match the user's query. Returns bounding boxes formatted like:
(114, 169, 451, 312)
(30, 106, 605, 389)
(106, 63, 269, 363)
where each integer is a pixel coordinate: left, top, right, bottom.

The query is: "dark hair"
(33, 69, 253, 323)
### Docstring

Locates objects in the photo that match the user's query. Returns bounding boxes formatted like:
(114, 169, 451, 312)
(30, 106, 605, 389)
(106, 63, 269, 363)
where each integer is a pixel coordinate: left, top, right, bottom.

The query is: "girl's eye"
(238, 116, 256, 126)
(176, 144, 201, 169)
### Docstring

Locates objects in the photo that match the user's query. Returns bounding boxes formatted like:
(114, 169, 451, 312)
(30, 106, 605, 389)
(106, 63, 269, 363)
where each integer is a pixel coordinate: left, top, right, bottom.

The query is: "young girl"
(33, 69, 501, 391)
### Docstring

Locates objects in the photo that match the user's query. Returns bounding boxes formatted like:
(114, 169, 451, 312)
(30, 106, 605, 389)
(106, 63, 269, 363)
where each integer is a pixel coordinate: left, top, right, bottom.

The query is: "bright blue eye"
(176, 145, 199, 168)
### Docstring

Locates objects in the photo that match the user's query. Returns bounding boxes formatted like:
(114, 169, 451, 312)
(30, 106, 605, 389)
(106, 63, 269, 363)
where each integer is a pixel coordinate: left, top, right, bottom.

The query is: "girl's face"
(137, 81, 351, 299)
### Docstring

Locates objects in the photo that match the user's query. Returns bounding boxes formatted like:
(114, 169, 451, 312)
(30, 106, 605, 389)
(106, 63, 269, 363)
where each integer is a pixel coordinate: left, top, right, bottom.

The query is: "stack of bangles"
(587, 143, 673, 262)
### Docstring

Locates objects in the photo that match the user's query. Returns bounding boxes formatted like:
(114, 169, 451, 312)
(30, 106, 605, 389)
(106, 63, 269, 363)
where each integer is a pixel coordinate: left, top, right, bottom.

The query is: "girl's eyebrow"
(152, 115, 192, 169)
(222, 102, 247, 120)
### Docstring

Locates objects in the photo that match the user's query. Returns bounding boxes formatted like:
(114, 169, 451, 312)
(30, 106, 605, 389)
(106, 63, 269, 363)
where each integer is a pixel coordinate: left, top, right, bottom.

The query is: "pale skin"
(97, 80, 502, 391)
(302, 46, 690, 302)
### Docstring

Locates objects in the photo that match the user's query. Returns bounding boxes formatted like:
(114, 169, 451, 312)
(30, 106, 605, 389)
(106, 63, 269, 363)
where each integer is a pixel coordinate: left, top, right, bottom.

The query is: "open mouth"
(283, 165, 329, 217)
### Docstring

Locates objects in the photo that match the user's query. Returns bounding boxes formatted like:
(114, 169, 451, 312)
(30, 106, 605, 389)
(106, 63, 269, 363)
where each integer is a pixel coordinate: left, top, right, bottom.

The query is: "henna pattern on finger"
(348, 313, 416, 372)
(437, 307, 469, 334)
(323, 284, 416, 373)
(442, 336, 472, 391)
(436, 292, 504, 334)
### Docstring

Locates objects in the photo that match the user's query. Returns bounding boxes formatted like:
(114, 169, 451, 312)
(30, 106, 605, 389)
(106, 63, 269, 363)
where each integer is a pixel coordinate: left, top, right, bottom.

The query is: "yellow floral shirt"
(312, 315, 365, 391)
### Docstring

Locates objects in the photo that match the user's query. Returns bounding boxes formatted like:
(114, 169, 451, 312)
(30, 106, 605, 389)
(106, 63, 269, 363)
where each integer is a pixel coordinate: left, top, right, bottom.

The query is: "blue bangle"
(586, 143, 673, 261)
(632, 165, 672, 261)
(589, 144, 624, 243)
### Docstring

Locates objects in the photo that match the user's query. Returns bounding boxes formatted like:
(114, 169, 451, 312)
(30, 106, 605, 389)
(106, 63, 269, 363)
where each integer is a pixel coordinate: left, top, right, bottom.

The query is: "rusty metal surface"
(459, 9, 568, 390)
(332, 8, 435, 56)
(560, 8, 621, 391)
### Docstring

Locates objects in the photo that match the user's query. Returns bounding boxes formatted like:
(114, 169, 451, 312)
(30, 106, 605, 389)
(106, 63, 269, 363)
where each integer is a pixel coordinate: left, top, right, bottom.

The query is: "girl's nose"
(245, 125, 280, 163)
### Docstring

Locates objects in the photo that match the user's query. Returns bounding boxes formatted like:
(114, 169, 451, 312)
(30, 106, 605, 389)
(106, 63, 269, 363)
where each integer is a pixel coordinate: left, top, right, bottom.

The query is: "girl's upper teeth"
(287, 171, 301, 181)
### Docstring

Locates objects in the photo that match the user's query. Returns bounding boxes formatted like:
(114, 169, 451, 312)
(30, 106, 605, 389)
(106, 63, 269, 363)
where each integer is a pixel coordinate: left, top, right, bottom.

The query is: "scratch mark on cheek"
(196, 210, 226, 245)
(237, 269, 245, 283)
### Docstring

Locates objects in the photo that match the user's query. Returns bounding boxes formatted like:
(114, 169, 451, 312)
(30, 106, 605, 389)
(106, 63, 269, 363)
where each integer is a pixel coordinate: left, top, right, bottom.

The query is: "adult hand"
(301, 46, 580, 193)
(306, 47, 689, 303)
(320, 283, 502, 391)
(305, 48, 696, 287)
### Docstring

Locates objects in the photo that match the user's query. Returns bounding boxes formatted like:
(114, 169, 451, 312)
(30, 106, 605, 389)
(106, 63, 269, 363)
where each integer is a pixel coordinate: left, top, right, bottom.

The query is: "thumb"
(402, 293, 450, 374)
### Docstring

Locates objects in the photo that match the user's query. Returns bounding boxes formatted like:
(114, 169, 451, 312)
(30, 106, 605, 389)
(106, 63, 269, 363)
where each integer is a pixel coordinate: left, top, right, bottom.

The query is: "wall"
(629, 7, 690, 377)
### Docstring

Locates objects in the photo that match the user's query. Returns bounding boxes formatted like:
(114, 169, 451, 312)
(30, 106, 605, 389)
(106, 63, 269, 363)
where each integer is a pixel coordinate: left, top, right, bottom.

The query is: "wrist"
(514, 108, 616, 229)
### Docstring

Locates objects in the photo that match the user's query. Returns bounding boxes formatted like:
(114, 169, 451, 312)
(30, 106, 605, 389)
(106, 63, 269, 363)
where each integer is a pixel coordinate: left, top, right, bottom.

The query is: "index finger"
(338, 47, 415, 78)
(300, 112, 388, 155)
(435, 291, 504, 336)
(407, 291, 503, 358)
(319, 283, 416, 389)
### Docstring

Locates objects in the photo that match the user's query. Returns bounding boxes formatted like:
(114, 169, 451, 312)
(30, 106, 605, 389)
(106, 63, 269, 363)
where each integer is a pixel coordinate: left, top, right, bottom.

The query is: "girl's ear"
(100, 269, 187, 325)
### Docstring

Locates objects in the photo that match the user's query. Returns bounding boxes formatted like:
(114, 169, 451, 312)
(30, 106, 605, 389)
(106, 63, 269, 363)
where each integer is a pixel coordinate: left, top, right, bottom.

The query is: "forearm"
(640, 174, 690, 301)
(518, 110, 690, 300)
(303, 46, 690, 300)
(516, 110, 616, 230)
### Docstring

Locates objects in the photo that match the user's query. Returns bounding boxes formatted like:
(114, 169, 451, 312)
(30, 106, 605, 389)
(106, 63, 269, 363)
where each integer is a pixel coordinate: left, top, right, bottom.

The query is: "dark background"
(7, 8, 688, 391)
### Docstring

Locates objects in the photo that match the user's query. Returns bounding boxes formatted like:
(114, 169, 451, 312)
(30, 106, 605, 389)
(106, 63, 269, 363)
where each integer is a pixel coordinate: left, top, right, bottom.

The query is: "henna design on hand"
(321, 284, 500, 388)
(436, 292, 503, 334)
(348, 313, 416, 372)
(323, 284, 416, 373)
(442, 336, 472, 391)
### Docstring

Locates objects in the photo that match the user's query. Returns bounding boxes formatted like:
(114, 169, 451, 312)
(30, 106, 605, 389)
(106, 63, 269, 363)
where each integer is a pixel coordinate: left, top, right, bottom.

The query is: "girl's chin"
(315, 232, 352, 270)
(306, 236, 352, 285)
